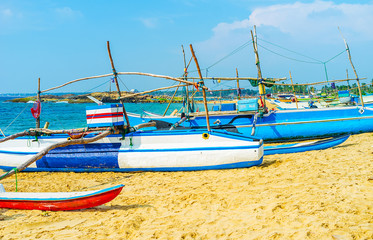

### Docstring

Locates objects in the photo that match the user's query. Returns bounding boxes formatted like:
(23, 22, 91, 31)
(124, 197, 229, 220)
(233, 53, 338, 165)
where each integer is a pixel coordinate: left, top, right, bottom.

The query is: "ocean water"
(0, 97, 190, 135)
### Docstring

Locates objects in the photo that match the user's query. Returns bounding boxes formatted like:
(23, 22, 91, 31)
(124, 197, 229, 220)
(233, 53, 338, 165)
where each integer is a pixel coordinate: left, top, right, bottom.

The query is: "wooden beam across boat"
(261, 77, 366, 86)
(190, 44, 211, 132)
(107, 41, 131, 128)
(184, 76, 287, 81)
(0, 128, 113, 181)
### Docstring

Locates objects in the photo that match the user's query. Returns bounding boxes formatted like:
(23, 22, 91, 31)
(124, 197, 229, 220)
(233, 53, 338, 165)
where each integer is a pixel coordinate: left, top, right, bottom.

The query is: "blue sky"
(0, 0, 372, 93)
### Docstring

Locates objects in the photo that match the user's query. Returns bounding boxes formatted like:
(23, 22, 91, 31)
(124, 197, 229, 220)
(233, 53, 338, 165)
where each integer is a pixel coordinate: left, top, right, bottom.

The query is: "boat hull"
(0, 130, 263, 172)
(127, 105, 373, 141)
(0, 184, 124, 211)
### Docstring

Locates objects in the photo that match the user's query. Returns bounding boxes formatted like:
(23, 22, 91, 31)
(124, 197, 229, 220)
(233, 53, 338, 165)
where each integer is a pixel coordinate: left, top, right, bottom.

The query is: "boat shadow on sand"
(259, 141, 357, 169)
(258, 160, 277, 168)
(84, 204, 154, 212)
(0, 204, 153, 216)
(330, 143, 355, 149)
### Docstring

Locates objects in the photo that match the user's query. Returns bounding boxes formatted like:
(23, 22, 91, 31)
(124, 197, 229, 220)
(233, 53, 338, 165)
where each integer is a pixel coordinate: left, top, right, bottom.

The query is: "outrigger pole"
(289, 71, 299, 110)
(182, 45, 191, 115)
(236, 68, 240, 100)
(189, 44, 211, 132)
(251, 26, 267, 112)
(106, 41, 131, 128)
(338, 27, 365, 108)
(36, 78, 41, 128)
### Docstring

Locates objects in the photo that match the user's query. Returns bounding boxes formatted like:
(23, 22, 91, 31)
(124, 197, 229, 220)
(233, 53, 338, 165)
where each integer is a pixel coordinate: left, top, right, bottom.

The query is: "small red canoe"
(0, 184, 124, 211)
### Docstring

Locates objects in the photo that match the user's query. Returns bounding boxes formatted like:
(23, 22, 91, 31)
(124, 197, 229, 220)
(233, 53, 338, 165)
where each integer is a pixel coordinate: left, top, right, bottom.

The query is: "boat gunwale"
(0, 184, 124, 201)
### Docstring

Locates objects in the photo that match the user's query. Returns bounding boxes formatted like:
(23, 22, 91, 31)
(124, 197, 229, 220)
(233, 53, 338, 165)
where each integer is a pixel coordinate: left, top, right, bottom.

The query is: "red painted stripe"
(86, 112, 123, 117)
(86, 114, 123, 118)
(87, 115, 124, 120)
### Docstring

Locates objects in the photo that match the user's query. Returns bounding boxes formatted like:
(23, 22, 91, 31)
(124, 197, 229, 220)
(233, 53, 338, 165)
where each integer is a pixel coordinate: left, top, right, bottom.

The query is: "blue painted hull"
(128, 105, 373, 141)
(0, 129, 263, 172)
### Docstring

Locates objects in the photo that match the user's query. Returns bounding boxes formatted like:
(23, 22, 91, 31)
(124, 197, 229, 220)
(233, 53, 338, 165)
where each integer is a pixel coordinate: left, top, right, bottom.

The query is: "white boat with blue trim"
(0, 129, 263, 172)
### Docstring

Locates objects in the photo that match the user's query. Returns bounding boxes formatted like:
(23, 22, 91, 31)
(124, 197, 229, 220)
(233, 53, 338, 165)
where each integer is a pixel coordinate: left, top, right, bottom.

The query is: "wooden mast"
(250, 26, 266, 110)
(182, 45, 190, 114)
(189, 44, 211, 132)
(289, 71, 298, 109)
(236, 68, 240, 100)
(106, 41, 131, 128)
(36, 78, 41, 128)
(338, 28, 364, 107)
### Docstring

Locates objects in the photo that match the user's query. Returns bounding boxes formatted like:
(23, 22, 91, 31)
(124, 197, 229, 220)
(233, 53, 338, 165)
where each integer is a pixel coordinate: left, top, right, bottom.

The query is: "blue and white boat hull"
(0, 130, 263, 172)
(127, 105, 373, 141)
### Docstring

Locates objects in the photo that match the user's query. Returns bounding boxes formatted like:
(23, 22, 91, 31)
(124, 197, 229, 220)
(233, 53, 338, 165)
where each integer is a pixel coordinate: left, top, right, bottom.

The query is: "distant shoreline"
(6, 92, 184, 104)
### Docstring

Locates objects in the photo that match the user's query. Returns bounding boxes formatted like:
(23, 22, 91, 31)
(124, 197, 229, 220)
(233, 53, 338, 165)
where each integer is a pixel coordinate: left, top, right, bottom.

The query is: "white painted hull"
(0, 130, 263, 172)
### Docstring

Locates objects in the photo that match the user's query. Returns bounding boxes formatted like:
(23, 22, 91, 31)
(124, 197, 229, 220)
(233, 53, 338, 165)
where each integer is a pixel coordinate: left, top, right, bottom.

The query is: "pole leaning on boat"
(338, 27, 364, 108)
(289, 71, 299, 110)
(106, 41, 131, 128)
(250, 26, 267, 112)
(236, 68, 241, 100)
(36, 78, 41, 128)
(189, 44, 211, 132)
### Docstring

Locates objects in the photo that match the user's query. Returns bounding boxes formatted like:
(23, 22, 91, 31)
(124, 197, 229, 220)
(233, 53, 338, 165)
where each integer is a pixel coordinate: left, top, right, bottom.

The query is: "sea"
(0, 96, 192, 135)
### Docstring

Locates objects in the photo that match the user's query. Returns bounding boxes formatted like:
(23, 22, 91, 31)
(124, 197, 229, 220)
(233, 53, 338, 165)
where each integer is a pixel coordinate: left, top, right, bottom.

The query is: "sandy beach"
(0, 133, 372, 239)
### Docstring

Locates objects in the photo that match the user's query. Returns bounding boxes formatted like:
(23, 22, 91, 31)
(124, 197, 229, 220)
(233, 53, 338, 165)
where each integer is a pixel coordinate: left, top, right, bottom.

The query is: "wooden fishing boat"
(126, 105, 373, 141)
(0, 184, 124, 211)
(0, 129, 263, 172)
(0, 128, 347, 173)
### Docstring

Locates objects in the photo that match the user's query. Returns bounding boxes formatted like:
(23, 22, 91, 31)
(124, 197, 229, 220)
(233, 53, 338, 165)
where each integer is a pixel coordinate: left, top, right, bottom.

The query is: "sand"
(0, 133, 372, 240)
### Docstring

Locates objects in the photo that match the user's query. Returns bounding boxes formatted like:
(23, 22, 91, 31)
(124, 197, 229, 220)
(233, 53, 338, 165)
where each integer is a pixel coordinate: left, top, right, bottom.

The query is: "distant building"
(130, 89, 139, 93)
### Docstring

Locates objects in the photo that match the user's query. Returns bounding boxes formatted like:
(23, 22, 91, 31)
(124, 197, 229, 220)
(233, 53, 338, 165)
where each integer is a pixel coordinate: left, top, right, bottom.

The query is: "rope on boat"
(251, 112, 260, 136)
(205, 40, 253, 70)
(2, 104, 29, 134)
(257, 37, 346, 65)
(85, 78, 112, 92)
(14, 168, 18, 192)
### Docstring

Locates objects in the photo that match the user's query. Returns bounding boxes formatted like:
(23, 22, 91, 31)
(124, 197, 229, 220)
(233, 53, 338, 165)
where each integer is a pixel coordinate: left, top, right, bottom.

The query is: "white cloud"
(1, 8, 13, 18)
(248, 0, 373, 39)
(198, 0, 373, 52)
(139, 18, 158, 28)
(0, 7, 24, 34)
(55, 7, 82, 20)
